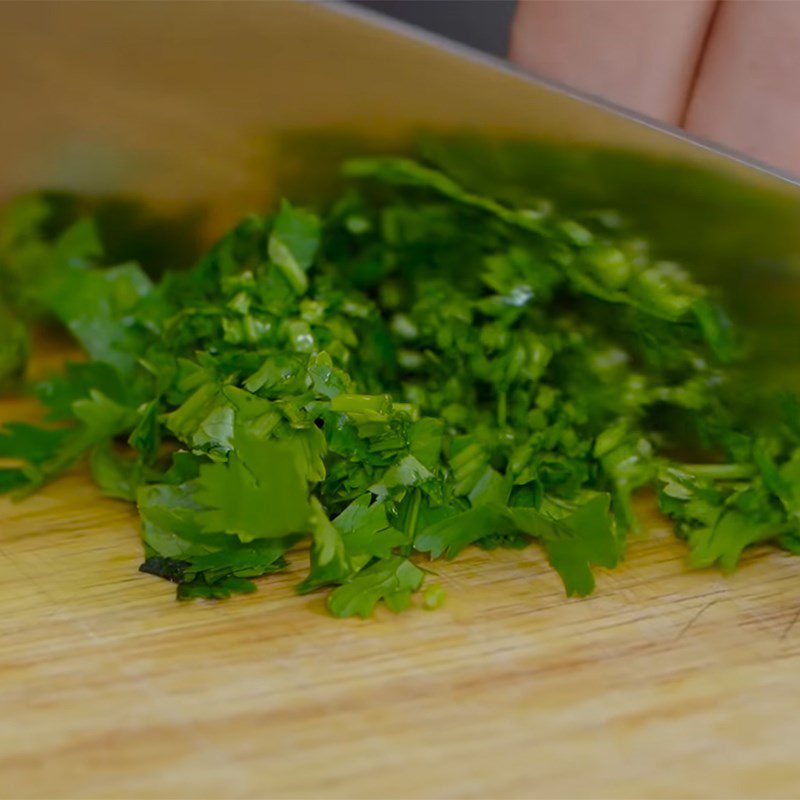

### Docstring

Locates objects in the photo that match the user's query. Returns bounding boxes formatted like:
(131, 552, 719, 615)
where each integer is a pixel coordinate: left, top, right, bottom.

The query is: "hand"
(510, 0, 800, 177)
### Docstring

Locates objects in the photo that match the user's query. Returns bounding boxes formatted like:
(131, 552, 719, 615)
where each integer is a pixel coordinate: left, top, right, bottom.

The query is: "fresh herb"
(1, 155, 797, 617)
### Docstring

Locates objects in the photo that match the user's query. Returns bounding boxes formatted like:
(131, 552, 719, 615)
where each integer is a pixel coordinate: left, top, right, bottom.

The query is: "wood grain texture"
(1, 4, 799, 798)
(3, 345, 800, 800)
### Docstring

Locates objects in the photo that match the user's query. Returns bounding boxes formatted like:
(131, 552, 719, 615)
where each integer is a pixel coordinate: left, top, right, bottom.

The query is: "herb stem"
(681, 463, 757, 480)
(497, 390, 507, 428)
(406, 488, 422, 540)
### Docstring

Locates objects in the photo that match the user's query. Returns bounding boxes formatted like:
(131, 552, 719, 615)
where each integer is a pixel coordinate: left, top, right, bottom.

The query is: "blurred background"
(350, 0, 516, 56)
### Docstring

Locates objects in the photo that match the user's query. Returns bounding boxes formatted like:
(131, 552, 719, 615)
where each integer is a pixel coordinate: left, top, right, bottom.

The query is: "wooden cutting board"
(2, 3, 800, 797)
(2, 345, 800, 800)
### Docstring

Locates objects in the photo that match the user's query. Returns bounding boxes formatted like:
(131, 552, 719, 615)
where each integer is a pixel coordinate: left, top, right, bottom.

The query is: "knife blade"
(0, 0, 797, 383)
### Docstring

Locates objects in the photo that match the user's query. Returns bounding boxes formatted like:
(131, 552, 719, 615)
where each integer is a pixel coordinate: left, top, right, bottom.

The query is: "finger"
(683, 0, 800, 176)
(509, 0, 717, 124)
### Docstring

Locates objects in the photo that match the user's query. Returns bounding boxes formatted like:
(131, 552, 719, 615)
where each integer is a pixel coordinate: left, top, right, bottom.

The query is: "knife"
(0, 0, 797, 383)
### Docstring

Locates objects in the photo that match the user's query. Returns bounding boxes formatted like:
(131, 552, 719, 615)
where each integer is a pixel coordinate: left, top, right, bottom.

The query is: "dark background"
(350, 0, 517, 57)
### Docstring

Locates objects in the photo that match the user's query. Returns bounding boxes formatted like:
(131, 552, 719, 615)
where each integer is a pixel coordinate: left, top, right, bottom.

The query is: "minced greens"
(1, 155, 799, 617)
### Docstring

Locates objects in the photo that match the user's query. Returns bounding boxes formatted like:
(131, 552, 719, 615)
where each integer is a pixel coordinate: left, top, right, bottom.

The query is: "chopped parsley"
(0, 154, 798, 617)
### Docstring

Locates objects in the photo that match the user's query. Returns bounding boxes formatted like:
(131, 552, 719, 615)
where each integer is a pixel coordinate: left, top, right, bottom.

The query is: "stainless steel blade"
(0, 0, 797, 380)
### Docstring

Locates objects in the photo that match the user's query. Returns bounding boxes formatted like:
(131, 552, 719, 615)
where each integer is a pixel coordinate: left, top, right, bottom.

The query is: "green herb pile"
(2, 156, 799, 617)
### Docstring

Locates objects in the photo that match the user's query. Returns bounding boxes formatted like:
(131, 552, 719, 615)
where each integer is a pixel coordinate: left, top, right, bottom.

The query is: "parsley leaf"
(327, 555, 424, 618)
(194, 436, 313, 541)
(268, 200, 322, 294)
